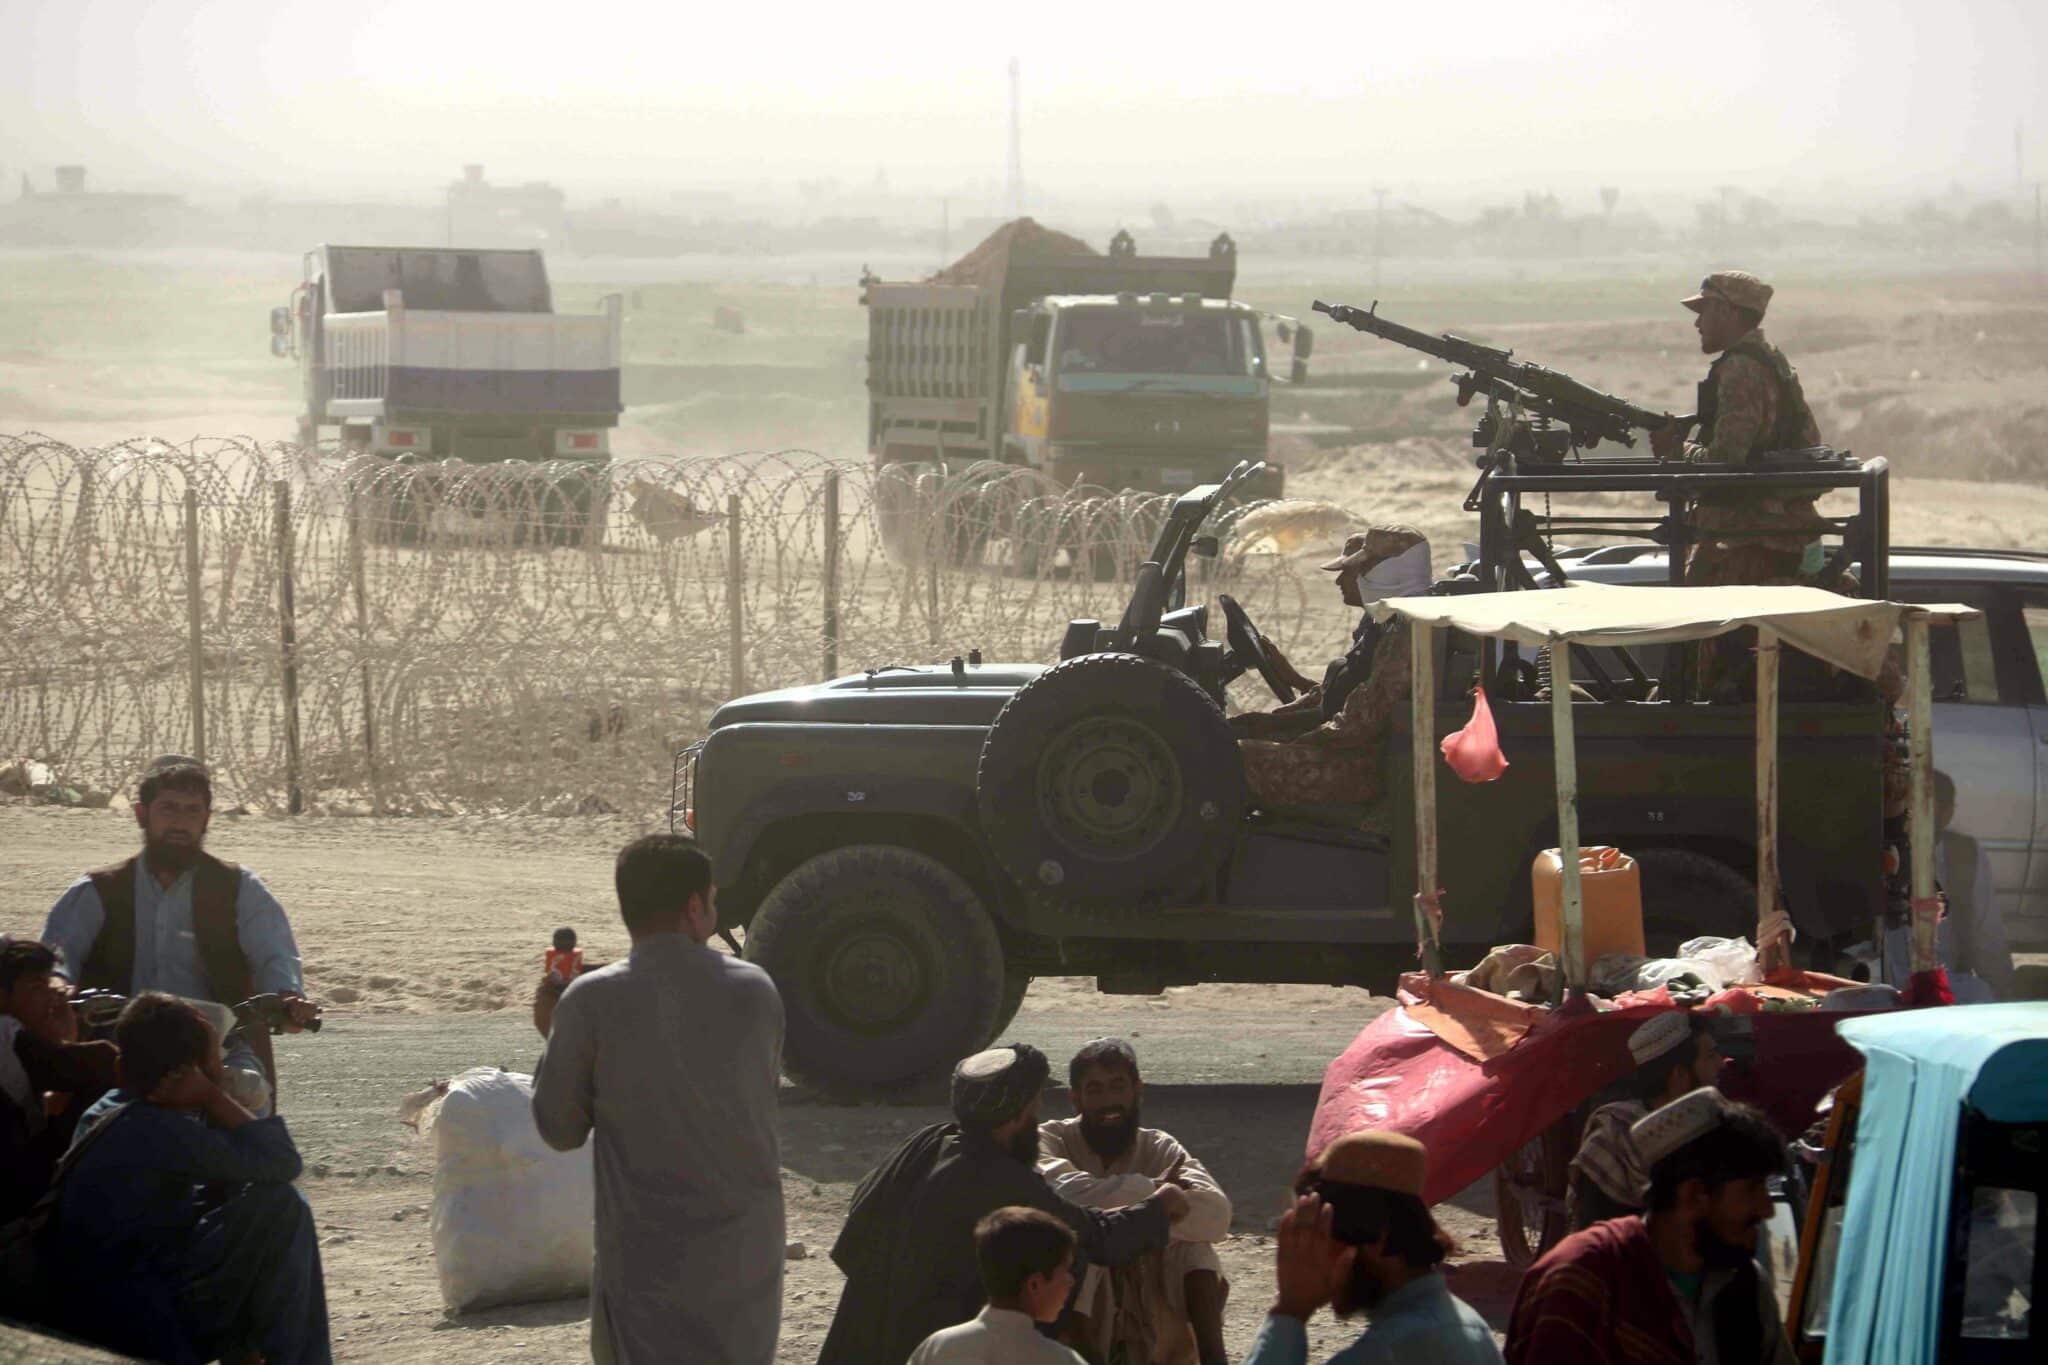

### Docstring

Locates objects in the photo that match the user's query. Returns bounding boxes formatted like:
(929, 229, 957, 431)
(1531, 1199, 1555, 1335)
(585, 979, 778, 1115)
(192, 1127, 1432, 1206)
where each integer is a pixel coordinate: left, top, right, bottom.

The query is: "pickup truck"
(680, 462, 1896, 1089)
(1562, 543, 2048, 954)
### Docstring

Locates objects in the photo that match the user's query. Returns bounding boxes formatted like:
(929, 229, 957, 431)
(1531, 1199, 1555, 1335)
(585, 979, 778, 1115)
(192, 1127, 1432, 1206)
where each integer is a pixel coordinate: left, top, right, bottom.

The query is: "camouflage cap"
(1319, 525, 1428, 574)
(1682, 271, 1773, 318)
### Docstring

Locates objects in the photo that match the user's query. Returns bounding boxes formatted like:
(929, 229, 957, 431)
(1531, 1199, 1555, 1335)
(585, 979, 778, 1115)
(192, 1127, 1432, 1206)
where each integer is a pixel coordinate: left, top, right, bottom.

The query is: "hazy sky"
(4, 0, 2043, 206)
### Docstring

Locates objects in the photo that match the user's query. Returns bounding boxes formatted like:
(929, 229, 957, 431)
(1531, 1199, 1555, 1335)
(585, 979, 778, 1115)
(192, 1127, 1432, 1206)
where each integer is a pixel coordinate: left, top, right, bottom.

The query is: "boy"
(51, 992, 331, 1365)
(909, 1205, 1088, 1364)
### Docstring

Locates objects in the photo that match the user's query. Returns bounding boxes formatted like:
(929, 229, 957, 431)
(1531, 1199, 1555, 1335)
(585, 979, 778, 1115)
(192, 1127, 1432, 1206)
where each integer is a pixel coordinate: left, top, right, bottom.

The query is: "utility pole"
(940, 197, 951, 271)
(1006, 57, 1024, 220)
(2035, 182, 2042, 293)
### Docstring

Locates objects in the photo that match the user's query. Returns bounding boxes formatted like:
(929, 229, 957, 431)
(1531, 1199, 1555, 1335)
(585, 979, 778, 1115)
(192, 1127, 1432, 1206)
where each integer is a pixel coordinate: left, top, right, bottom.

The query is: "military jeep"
(680, 462, 1892, 1089)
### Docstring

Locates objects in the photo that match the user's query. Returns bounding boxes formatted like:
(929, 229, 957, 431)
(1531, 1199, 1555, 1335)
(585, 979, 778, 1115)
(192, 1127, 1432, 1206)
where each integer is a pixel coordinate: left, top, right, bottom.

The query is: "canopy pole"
(1756, 627, 1789, 974)
(1905, 614, 1939, 975)
(1551, 641, 1585, 990)
(1410, 622, 1442, 978)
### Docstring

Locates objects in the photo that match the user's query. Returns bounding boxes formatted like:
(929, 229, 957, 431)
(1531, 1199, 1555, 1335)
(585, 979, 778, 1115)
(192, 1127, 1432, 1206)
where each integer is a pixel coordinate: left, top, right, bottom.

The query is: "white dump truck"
(271, 246, 622, 542)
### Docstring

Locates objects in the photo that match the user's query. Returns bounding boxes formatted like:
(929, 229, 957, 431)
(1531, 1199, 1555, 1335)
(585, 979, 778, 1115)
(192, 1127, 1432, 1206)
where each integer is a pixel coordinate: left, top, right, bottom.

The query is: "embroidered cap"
(951, 1043, 1050, 1126)
(1628, 1011, 1694, 1066)
(1629, 1087, 1733, 1167)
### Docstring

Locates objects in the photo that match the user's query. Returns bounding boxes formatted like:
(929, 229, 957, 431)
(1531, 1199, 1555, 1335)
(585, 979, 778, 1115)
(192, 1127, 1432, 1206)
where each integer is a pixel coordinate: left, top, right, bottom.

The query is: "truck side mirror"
(1011, 308, 1033, 335)
(1274, 320, 1294, 344)
(1192, 535, 1219, 559)
(1290, 358, 1309, 384)
(270, 334, 291, 359)
(270, 306, 291, 337)
(1293, 326, 1315, 359)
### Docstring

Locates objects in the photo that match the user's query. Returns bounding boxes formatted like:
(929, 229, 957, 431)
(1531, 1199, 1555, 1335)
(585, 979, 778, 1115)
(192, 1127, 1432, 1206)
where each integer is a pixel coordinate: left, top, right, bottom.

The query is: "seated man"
(1039, 1038, 1232, 1365)
(1233, 527, 1431, 808)
(50, 993, 331, 1365)
(1, 937, 118, 1224)
(1567, 1013, 1722, 1231)
(909, 1206, 1087, 1364)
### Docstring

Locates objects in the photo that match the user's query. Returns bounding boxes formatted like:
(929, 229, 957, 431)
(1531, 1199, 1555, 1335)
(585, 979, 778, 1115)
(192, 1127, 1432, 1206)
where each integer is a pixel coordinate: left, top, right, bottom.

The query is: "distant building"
(446, 164, 567, 246)
(0, 166, 188, 246)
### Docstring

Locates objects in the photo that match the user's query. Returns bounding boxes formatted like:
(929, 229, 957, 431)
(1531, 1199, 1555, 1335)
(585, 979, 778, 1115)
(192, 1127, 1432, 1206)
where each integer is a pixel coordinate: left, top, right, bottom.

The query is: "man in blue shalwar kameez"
(50, 992, 331, 1365)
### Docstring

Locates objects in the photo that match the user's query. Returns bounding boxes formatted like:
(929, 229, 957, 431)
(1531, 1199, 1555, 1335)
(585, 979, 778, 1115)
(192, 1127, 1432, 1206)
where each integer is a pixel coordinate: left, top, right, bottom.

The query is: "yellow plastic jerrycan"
(1532, 846, 1644, 964)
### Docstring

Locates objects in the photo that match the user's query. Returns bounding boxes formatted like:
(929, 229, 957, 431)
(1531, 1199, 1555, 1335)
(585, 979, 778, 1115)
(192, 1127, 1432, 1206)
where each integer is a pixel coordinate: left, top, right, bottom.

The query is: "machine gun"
(1310, 299, 1698, 507)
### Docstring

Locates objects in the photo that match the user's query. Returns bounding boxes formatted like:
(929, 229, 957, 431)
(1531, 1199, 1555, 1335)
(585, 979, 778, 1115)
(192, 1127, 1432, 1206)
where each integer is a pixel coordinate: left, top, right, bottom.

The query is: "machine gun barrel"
(1311, 299, 1691, 451)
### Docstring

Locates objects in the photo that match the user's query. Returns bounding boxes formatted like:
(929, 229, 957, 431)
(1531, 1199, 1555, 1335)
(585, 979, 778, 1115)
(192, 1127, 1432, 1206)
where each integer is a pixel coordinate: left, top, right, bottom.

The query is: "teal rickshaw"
(1787, 1002, 2045, 1362)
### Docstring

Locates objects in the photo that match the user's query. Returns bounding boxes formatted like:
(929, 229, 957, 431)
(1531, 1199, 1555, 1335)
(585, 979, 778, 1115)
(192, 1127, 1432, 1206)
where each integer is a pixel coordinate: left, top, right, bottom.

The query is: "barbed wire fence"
(0, 437, 1363, 816)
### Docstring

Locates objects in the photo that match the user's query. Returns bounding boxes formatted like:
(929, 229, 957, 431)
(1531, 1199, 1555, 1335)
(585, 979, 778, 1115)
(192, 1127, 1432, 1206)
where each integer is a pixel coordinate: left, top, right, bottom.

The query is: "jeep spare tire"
(978, 652, 1245, 907)
(745, 845, 1005, 1091)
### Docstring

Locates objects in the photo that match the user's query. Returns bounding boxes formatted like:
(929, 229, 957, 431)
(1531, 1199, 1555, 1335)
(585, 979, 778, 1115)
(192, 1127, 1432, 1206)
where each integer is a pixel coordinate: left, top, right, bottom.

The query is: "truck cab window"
(2024, 605, 2048, 701)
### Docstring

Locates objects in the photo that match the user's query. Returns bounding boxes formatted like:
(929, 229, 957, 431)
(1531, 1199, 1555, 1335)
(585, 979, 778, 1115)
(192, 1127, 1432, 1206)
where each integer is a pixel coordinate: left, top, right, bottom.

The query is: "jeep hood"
(708, 662, 1046, 728)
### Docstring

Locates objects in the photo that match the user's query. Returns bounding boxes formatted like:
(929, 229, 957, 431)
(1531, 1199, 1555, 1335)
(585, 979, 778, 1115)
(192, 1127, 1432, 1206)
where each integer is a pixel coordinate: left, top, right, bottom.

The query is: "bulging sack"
(430, 1067, 593, 1313)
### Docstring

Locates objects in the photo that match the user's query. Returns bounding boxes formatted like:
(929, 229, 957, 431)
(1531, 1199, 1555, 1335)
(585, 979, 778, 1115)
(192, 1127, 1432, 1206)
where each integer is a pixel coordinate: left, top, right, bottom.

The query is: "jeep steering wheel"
(1219, 594, 1297, 703)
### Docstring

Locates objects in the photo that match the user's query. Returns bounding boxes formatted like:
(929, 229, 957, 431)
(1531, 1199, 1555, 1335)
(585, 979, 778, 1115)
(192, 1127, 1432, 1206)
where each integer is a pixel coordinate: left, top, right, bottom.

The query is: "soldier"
(1231, 527, 1431, 808)
(1649, 270, 1827, 589)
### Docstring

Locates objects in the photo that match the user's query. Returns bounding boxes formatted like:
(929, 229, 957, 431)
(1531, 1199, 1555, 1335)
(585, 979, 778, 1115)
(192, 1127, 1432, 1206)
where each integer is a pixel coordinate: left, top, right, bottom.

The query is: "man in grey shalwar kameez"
(532, 835, 785, 1365)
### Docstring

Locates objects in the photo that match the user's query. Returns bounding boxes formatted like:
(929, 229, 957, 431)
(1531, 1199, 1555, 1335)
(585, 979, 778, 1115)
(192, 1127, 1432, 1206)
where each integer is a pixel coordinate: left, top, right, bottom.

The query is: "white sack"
(430, 1066, 594, 1313)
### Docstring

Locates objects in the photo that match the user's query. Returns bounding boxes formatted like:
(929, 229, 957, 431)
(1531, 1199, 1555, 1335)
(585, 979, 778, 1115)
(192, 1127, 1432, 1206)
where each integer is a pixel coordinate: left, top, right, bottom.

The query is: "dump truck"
(860, 221, 1309, 507)
(270, 246, 622, 541)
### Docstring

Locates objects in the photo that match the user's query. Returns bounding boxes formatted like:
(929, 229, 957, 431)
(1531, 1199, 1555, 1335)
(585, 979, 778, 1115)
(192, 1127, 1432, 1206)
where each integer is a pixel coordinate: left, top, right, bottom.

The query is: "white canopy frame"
(1377, 584, 1980, 990)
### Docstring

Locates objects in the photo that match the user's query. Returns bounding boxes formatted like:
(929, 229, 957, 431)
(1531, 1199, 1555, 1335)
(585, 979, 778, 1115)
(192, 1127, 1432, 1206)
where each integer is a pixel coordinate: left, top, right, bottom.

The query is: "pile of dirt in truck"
(927, 217, 1098, 286)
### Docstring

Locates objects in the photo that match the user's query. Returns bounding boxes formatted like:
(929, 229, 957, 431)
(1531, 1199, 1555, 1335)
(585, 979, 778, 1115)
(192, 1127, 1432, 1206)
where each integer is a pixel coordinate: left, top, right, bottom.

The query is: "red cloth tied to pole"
(1440, 685, 1508, 784)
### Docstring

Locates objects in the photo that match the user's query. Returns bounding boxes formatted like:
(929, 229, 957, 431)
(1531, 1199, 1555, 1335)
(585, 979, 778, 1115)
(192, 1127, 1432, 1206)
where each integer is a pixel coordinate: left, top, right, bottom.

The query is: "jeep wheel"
(1634, 847, 1755, 957)
(744, 845, 1005, 1090)
(978, 652, 1245, 908)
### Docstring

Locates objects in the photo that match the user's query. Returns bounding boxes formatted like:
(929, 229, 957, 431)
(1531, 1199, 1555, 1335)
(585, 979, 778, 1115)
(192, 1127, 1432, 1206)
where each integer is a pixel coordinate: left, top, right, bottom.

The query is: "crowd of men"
(0, 272, 1979, 1362)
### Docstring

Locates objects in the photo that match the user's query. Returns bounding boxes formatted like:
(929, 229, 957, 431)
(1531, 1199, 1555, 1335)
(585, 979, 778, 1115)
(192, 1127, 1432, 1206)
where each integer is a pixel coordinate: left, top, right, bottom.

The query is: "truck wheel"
(745, 845, 1005, 1091)
(990, 972, 1031, 1038)
(978, 652, 1245, 908)
(1634, 847, 1755, 957)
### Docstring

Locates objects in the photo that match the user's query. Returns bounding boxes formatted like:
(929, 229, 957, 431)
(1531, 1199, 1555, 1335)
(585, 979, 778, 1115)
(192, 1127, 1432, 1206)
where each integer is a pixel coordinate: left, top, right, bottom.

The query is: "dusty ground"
(0, 804, 1525, 1362)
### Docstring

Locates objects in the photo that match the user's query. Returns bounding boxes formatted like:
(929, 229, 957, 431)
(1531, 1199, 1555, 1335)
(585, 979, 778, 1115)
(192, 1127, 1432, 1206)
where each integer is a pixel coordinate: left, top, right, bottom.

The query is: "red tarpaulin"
(1306, 978, 1874, 1206)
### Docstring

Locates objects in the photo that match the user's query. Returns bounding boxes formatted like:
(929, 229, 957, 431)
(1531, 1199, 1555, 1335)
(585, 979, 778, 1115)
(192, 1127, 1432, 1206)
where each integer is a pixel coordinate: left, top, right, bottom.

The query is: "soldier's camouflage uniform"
(1681, 328, 1826, 587)
(1239, 620, 1411, 807)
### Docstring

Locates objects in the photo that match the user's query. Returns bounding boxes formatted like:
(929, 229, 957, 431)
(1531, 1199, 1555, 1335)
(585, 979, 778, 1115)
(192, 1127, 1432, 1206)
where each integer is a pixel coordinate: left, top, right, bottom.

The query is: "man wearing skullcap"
(1568, 1012, 1724, 1230)
(1506, 1091, 1795, 1365)
(820, 1043, 1189, 1365)
(1245, 1131, 1502, 1363)
(1231, 526, 1433, 807)
(1037, 1038, 1233, 1365)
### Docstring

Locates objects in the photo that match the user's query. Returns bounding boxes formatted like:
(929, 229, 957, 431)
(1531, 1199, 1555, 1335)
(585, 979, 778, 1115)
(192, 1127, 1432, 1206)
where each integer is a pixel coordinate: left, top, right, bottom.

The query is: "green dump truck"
(860, 220, 1309, 513)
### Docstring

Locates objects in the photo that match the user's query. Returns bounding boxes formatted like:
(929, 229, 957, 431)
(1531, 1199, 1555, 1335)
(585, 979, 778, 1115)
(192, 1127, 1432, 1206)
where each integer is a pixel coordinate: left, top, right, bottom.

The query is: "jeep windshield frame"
(1145, 458, 1264, 614)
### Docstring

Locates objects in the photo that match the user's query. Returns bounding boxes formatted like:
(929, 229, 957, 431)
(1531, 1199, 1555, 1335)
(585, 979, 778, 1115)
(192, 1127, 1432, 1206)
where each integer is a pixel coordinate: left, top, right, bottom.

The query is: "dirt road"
(0, 804, 1520, 1361)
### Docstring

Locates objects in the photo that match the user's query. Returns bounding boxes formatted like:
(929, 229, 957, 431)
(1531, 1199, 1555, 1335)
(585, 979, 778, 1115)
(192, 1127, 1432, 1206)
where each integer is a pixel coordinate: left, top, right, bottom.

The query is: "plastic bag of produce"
(429, 1066, 593, 1312)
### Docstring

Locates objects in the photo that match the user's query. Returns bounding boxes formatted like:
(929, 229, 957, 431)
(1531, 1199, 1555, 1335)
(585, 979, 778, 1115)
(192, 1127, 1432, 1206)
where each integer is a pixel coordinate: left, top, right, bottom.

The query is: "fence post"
(348, 492, 381, 813)
(822, 470, 841, 680)
(183, 488, 208, 763)
(726, 493, 746, 698)
(73, 463, 95, 592)
(274, 481, 304, 815)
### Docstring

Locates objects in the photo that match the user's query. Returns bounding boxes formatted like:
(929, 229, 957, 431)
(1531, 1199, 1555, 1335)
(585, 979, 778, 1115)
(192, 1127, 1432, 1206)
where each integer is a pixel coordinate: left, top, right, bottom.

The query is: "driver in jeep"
(1230, 526, 1432, 808)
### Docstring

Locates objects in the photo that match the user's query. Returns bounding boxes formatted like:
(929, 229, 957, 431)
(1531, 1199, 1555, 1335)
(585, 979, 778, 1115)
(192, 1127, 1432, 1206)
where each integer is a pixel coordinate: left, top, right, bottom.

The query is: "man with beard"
(41, 756, 319, 1115)
(1505, 1090, 1796, 1365)
(1568, 1013, 1724, 1231)
(1246, 1131, 1501, 1364)
(1038, 1037, 1232, 1365)
(1231, 527, 1433, 809)
(820, 1044, 1191, 1365)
